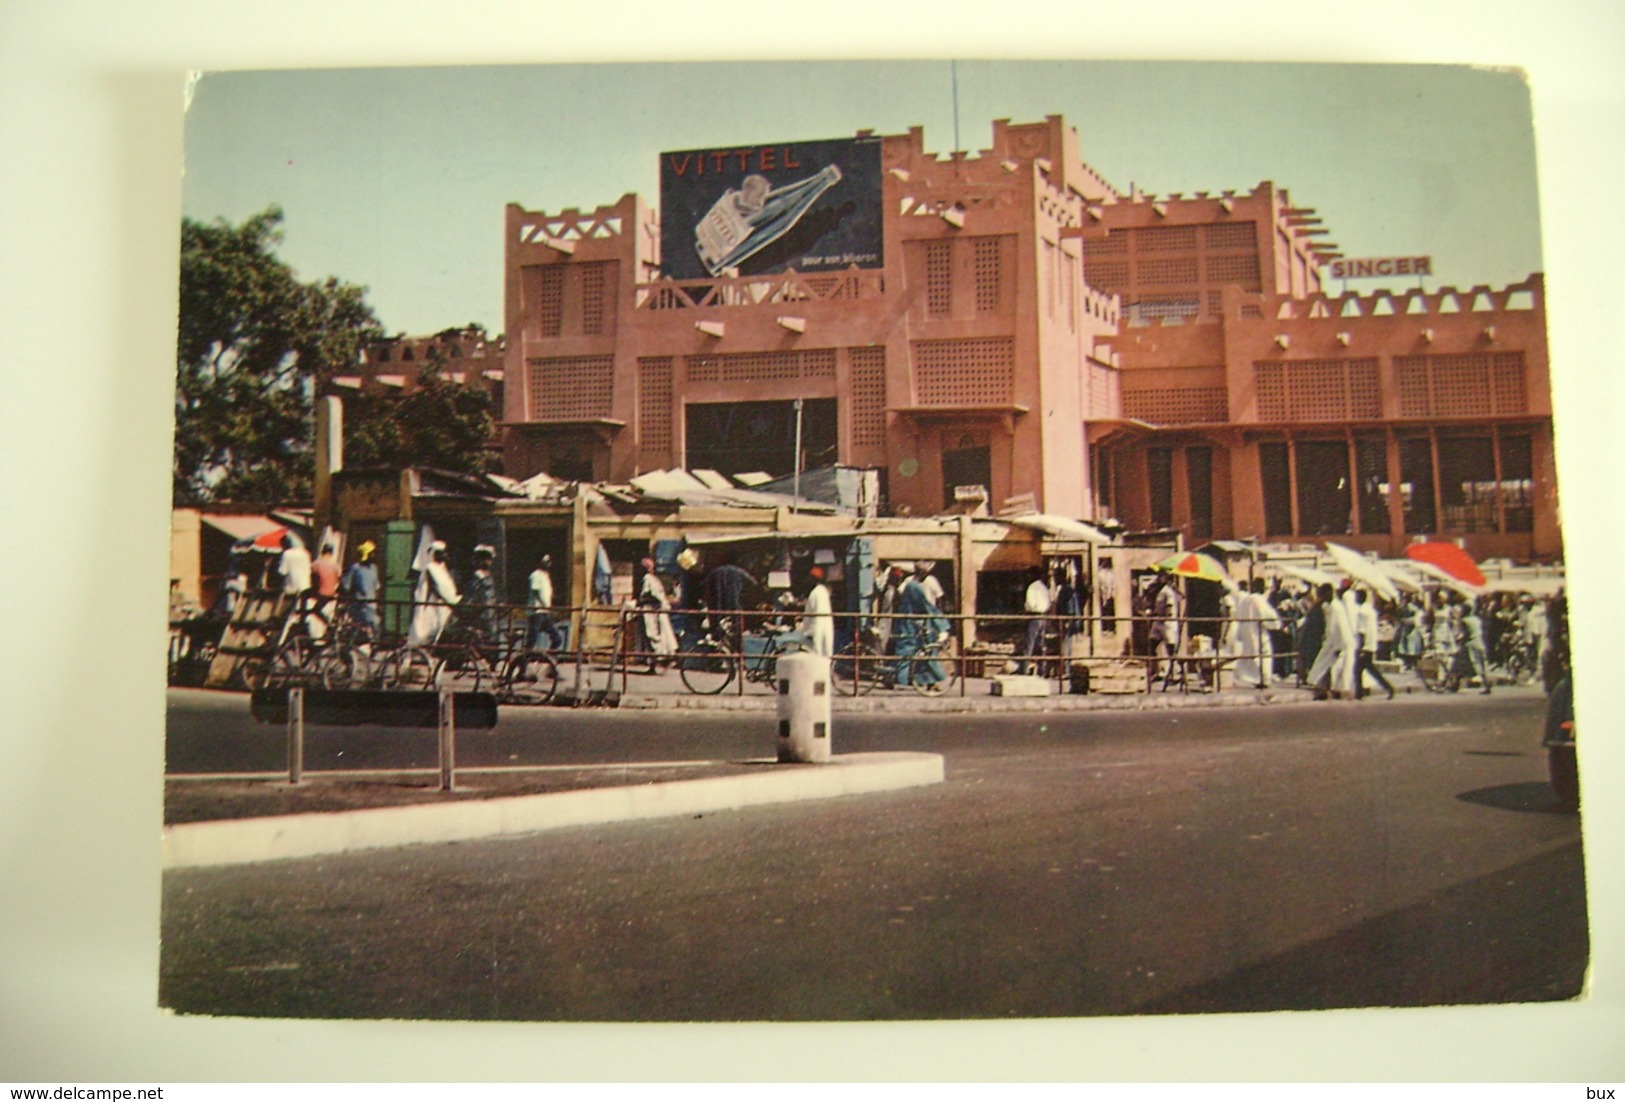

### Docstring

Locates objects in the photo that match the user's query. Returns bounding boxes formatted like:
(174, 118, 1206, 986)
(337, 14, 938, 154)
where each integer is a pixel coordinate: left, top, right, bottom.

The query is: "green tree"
(174, 206, 382, 505)
(342, 348, 498, 478)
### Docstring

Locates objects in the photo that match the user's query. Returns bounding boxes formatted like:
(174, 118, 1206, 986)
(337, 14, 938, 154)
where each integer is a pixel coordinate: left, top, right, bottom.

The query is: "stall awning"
(684, 530, 854, 547)
(1002, 513, 1109, 544)
(198, 514, 282, 542)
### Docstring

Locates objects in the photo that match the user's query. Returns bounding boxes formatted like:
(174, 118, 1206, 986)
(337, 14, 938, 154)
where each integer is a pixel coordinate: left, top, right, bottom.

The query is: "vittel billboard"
(658, 136, 884, 281)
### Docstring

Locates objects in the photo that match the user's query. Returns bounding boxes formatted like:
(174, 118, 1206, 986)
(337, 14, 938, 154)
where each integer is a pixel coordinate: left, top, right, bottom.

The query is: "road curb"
(620, 686, 1323, 712)
(161, 751, 946, 870)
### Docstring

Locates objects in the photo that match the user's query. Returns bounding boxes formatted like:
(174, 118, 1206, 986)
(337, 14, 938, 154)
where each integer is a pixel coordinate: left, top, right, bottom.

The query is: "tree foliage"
(174, 206, 382, 505)
(343, 353, 498, 478)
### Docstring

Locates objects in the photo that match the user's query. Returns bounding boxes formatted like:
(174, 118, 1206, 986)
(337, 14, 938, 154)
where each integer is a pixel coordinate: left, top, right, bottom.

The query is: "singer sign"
(1326, 255, 1433, 279)
(659, 136, 883, 281)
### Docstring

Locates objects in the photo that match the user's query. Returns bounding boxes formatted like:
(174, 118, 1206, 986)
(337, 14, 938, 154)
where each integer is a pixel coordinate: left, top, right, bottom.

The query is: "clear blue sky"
(182, 59, 1543, 336)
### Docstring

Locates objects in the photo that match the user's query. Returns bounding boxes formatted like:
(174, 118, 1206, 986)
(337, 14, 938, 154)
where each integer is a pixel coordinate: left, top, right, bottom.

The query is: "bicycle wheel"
(385, 646, 440, 691)
(439, 645, 494, 694)
(319, 644, 373, 690)
(832, 641, 882, 696)
(678, 640, 736, 695)
(1509, 647, 1537, 686)
(256, 636, 318, 690)
(503, 651, 559, 705)
(906, 640, 960, 696)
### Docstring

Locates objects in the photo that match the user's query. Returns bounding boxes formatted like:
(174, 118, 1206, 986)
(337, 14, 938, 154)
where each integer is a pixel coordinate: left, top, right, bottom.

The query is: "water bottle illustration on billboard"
(694, 164, 843, 276)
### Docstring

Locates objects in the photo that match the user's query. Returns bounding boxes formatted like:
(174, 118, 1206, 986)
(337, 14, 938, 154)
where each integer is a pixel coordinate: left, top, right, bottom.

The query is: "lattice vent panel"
(850, 347, 888, 447)
(1205, 253, 1262, 288)
(581, 264, 606, 336)
(974, 237, 1004, 312)
(926, 240, 952, 316)
(1136, 225, 1199, 252)
(637, 358, 674, 453)
(1253, 358, 1381, 421)
(1491, 352, 1528, 414)
(529, 355, 614, 421)
(1083, 230, 1130, 257)
(1123, 386, 1228, 424)
(912, 338, 1015, 406)
(1084, 259, 1129, 289)
(533, 266, 563, 338)
(721, 351, 802, 383)
(1394, 353, 1527, 418)
(1432, 355, 1495, 417)
(1136, 256, 1199, 285)
(1203, 221, 1256, 250)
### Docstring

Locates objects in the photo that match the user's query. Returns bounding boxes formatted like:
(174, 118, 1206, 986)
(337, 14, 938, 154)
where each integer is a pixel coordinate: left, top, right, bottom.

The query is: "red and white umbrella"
(1404, 541, 1486, 588)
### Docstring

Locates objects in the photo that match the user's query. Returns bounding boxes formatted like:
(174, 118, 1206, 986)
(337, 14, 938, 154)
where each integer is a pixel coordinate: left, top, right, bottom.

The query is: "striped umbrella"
(1152, 551, 1230, 583)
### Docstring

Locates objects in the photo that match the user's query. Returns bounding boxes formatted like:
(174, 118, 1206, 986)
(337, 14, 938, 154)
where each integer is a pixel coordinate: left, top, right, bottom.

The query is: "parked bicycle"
(677, 621, 805, 695)
(381, 623, 561, 705)
(832, 627, 960, 697)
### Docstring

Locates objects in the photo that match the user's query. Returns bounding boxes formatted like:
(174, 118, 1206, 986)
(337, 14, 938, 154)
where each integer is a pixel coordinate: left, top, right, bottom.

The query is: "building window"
(1437, 435, 1498, 534)
(1500, 433, 1534, 533)
(926, 240, 952, 317)
(1148, 448, 1173, 529)
(942, 439, 991, 510)
(1294, 440, 1352, 536)
(1093, 447, 1114, 516)
(1124, 296, 1200, 325)
(1355, 435, 1391, 534)
(1399, 437, 1437, 534)
(685, 398, 837, 480)
(1186, 446, 1213, 541)
(1259, 442, 1293, 536)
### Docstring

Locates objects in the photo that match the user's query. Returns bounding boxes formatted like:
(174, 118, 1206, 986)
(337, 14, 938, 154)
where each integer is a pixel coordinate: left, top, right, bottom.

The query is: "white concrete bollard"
(776, 650, 832, 763)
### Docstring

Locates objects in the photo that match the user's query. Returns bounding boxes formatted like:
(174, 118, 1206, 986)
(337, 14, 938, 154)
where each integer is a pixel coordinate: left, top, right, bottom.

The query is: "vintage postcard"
(160, 59, 1585, 1027)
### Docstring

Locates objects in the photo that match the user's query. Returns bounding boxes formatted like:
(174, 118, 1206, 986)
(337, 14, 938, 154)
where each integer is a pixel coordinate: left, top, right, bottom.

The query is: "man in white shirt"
(527, 553, 563, 651)
(1353, 589, 1395, 699)
(1017, 568, 1051, 676)
(918, 562, 945, 610)
(278, 534, 312, 596)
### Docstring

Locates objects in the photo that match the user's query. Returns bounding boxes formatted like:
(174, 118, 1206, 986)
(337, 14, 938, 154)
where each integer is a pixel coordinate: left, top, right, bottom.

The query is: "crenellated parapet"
(510, 195, 636, 253)
(1263, 275, 1543, 321)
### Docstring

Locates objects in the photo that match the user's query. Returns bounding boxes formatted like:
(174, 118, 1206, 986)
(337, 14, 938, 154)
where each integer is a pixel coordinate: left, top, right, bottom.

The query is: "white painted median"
(162, 751, 945, 869)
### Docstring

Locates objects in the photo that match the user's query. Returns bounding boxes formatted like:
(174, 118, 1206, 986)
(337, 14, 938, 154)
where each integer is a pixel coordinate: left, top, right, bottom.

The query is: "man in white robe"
(407, 541, 460, 647)
(1308, 582, 1356, 698)
(800, 566, 835, 657)
(1232, 578, 1281, 688)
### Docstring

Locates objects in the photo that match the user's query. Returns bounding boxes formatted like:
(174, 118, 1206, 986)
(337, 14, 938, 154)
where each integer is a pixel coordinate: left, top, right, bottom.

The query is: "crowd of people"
(1162, 577, 1571, 700)
(176, 530, 1569, 702)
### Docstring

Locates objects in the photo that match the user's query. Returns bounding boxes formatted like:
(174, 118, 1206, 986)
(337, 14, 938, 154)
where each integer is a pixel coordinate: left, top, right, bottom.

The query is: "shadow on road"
(1134, 843, 1588, 1016)
(1457, 781, 1576, 815)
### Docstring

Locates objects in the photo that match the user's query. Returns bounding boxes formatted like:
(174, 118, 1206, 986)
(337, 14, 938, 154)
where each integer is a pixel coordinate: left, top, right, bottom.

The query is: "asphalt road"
(161, 687, 1588, 1021)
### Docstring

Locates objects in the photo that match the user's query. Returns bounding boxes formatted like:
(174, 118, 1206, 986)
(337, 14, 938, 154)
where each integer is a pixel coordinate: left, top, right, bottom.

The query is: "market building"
(497, 114, 1559, 565)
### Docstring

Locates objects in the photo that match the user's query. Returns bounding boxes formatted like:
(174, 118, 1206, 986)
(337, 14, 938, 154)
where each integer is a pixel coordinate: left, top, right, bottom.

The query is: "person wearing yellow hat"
(341, 539, 381, 639)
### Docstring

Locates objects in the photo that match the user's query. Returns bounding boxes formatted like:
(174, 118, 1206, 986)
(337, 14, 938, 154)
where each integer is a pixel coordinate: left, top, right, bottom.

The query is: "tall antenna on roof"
(951, 60, 962, 153)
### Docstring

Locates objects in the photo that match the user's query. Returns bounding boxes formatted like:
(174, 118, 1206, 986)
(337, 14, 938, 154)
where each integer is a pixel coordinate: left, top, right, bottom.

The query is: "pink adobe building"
(336, 325, 506, 401)
(500, 115, 1560, 563)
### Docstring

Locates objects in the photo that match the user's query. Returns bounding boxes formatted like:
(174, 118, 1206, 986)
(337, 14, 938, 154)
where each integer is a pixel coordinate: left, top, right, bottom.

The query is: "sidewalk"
(596, 661, 1329, 712)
